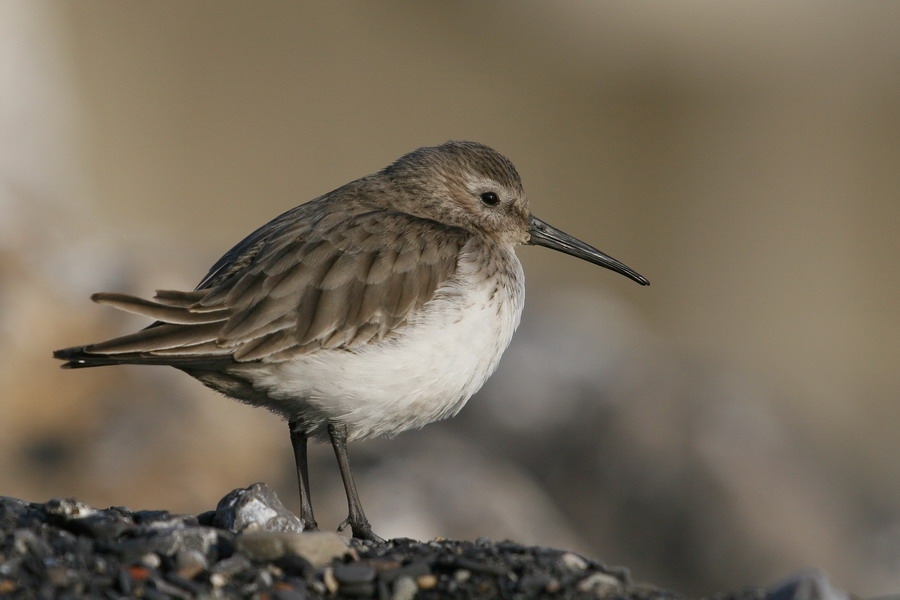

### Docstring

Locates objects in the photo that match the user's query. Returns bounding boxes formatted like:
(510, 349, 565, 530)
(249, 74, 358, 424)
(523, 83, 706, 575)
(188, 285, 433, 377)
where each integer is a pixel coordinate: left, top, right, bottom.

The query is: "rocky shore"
(0, 483, 846, 599)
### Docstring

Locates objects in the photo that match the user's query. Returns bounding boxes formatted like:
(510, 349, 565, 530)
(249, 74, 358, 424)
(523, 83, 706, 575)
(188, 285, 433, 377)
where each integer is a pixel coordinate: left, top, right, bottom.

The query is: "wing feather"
(91, 293, 230, 324)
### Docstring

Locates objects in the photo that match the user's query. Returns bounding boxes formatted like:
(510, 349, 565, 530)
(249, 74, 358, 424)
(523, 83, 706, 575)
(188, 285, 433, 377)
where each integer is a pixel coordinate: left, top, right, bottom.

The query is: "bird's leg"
(289, 420, 318, 532)
(327, 423, 384, 542)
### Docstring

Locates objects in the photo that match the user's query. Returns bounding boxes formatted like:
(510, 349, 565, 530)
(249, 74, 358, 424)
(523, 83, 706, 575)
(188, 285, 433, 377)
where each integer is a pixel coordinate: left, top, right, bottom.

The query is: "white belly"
(243, 246, 525, 441)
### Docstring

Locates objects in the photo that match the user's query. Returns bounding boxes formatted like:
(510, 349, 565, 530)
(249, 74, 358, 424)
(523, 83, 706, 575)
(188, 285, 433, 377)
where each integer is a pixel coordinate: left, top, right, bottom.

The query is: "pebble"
(560, 551, 589, 571)
(44, 498, 97, 519)
(174, 548, 208, 579)
(213, 482, 305, 533)
(210, 554, 252, 577)
(322, 566, 339, 594)
(334, 562, 376, 596)
(416, 573, 438, 589)
(140, 552, 162, 568)
(209, 572, 227, 589)
(127, 565, 151, 581)
(576, 572, 621, 594)
(391, 575, 418, 600)
(334, 562, 376, 584)
(236, 530, 349, 567)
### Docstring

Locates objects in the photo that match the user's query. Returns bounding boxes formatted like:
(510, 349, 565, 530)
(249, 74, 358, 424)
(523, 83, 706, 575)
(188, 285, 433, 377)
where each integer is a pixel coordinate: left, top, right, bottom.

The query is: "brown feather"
(88, 322, 224, 354)
(91, 293, 231, 324)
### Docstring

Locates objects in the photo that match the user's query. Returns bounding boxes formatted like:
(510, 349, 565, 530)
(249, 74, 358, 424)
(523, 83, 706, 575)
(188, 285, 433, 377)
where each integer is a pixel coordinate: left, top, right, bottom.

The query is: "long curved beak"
(528, 215, 649, 286)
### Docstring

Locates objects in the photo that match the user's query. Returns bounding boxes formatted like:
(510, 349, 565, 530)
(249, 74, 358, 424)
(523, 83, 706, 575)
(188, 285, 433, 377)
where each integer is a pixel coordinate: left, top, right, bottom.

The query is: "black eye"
(480, 192, 500, 206)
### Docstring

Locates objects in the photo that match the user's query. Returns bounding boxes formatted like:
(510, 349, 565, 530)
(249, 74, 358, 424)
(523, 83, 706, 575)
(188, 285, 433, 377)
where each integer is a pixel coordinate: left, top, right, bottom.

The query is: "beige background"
(2, 1, 898, 596)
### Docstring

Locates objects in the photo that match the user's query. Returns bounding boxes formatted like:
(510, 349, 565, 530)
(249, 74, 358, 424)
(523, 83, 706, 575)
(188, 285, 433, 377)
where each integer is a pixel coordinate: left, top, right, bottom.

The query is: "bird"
(54, 140, 649, 542)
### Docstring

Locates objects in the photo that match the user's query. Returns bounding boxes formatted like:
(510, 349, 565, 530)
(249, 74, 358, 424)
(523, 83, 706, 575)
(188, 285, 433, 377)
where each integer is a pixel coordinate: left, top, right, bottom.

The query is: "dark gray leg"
(289, 420, 318, 532)
(328, 423, 384, 542)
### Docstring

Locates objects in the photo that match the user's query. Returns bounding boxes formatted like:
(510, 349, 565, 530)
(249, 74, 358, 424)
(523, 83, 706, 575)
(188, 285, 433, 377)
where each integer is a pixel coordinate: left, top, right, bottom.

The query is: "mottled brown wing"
(203, 208, 468, 361)
(76, 206, 468, 365)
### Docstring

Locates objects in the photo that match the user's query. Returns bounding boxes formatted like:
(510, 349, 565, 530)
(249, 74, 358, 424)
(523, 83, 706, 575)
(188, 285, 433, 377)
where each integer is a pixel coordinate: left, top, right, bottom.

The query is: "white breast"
(244, 240, 526, 441)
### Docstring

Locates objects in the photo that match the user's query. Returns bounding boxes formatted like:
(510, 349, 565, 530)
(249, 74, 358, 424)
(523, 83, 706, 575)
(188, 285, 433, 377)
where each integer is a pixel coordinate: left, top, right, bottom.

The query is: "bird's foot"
(337, 516, 385, 543)
(301, 519, 319, 533)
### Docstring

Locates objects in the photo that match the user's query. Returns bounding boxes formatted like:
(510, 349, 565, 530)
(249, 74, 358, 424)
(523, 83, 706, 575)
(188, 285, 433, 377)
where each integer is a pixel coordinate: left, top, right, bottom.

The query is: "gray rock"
(235, 530, 349, 567)
(210, 554, 253, 577)
(334, 562, 377, 597)
(767, 569, 849, 600)
(212, 482, 305, 533)
(391, 575, 418, 600)
(174, 548, 209, 578)
(112, 525, 226, 564)
(43, 497, 97, 519)
(0, 496, 31, 530)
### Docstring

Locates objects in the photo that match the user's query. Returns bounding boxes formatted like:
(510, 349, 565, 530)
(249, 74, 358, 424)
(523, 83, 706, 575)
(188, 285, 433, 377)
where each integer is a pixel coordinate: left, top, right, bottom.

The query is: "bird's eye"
(480, 192, 500, 207)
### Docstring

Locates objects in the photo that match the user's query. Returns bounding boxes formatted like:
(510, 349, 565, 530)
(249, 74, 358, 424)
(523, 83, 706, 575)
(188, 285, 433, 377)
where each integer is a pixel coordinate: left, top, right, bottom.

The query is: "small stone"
(117, 568, 132, 594)
(165, 572, 206, 596)
(140, 552, 162, 568)
(322, 567, 338, 594)
(256, 567, 274, 588)
(236, 531, 349, 567)
(127, 565, 151, 581)
(560, 552, 589, 571)
(517, 572, 552, 595)
(13, 529, 51, 557)
(274, 553, 315, 578)
(334, 563, 376, 585)
(453, 569, 471, 583)
(768, 569, 849, 600)
(150, 576, 193, 600)
(174, 549, 208, 580)
(44, 498, 97, 519)
(416, 574, 438, 589)
(209, 573, 227, 589)
(65, 513, 132, 540)
(576, 572, 621, 594)
(45, 565, 69, 586)
(0, 496, 30, 530)
(272, 582, 307, 600)
(370, 558, 402, 573)
(0, 556, 20, 578)
(210, 554, 252, 577)
(334, 563, 377, 597)
(213, 483, 304, 533)
(0, 579, 17, 594)
(391, 576, 418, 600)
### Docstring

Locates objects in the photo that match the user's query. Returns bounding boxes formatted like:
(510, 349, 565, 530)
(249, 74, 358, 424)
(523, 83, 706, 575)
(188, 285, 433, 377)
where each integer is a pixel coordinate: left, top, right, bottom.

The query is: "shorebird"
(54, 141, 649, 541)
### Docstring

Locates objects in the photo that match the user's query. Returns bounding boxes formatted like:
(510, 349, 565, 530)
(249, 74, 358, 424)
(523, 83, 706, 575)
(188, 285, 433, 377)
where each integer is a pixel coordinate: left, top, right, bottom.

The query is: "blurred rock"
(767, 570, 849, 600)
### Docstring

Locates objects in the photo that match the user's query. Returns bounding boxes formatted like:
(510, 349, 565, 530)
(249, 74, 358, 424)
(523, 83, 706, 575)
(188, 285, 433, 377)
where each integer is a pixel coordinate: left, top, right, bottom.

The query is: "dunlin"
(54, 141, 649, 541)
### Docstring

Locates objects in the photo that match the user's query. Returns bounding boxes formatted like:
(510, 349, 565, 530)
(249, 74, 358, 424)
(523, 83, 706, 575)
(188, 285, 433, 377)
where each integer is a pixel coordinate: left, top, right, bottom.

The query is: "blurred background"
(2, 1, 898, 596)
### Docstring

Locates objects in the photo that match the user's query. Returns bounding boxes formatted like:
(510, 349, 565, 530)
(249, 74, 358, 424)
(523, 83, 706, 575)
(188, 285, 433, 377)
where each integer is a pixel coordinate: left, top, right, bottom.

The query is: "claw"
(351, 520, 385, 543)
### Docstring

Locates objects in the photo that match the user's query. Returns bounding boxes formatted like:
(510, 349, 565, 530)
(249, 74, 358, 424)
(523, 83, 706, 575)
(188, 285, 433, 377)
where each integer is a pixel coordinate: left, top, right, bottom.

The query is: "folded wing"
(54, 206, 467, 368)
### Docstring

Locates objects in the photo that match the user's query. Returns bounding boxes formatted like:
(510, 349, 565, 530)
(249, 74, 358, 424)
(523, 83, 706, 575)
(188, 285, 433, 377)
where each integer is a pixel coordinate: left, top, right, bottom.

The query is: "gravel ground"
(0, 484, 842, 600)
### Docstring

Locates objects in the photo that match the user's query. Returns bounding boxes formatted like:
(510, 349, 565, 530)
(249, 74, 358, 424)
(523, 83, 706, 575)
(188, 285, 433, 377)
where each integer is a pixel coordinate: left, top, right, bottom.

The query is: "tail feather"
(53, 345, 133, 369)
(53, 290, 235, 369)
(53, 342, 232, 369)
(91, 292, 231, 324)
